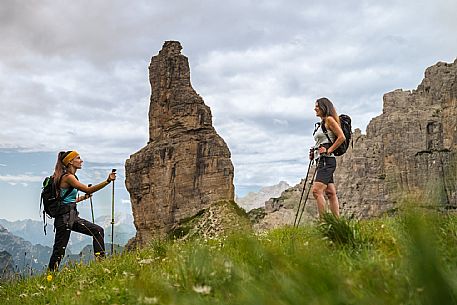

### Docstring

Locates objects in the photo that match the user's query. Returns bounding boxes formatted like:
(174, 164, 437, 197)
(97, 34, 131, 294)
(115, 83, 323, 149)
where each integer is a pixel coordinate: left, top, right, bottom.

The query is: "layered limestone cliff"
(256, 59, 457, 229)
(338, 59, 457, 217)
(125, 41, 235, 246)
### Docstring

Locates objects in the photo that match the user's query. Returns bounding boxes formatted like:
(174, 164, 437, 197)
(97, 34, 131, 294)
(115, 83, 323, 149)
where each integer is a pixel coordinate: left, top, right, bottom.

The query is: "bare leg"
(326, 183, 340, 217)
(312, 181, 327, 217)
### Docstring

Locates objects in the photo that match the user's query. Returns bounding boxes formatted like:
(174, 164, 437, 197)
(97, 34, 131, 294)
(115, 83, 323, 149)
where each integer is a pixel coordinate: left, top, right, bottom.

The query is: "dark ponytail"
(52, 151, 69, 191)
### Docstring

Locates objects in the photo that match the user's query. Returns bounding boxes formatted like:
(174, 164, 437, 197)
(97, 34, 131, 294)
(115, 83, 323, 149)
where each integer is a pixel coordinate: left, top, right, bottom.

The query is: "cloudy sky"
(0, 0, 456, 220)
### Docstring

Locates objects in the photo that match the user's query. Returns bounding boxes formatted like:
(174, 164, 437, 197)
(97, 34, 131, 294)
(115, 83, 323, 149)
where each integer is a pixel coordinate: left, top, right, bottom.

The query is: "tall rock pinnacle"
(125, 41, 235, 246)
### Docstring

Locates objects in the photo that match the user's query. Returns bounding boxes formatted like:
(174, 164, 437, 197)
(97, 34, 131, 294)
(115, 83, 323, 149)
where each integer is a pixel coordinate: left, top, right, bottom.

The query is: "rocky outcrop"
(257, 58, 457, 228)
(125, 41, 234, 247)
(170, 200, 252, 240)
(337, 59, 457, 217)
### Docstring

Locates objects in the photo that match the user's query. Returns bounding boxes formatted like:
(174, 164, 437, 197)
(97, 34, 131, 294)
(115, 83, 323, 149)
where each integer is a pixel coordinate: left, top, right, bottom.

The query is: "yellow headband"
(62, 151, 79, 166)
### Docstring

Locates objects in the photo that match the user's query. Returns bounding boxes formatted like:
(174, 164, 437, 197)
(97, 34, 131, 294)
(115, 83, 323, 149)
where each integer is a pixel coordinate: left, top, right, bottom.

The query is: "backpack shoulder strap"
(312, 122, 320, 135)
(320, 119, 333, 144)
(59, 173, 75, 201)
(60, 186, 75, 201)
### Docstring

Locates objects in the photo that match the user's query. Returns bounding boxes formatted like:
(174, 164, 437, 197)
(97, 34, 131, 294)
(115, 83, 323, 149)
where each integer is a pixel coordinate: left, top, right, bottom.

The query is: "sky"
(0, 0, 456, 220)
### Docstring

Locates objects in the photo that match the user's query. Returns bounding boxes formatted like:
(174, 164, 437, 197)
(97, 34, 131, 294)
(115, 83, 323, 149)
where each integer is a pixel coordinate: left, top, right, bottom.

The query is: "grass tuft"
(317, 213, 366, 249)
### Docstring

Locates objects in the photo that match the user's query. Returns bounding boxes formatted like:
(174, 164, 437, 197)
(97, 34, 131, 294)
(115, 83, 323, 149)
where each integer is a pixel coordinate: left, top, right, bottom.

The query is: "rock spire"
(125, 41, 234, 246)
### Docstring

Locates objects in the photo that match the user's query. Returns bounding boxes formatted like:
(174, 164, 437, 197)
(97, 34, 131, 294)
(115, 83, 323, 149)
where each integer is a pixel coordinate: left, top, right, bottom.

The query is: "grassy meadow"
(1, 207, 457, 305)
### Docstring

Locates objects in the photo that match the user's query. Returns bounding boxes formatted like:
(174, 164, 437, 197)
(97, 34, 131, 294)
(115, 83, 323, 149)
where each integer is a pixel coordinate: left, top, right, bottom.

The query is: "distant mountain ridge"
(237, 181, 290, 211)
(0, 213, 135, 254)
(0, 250, 14, 280)
(0, 224, 51, 275)
(0, 218, 54, 247)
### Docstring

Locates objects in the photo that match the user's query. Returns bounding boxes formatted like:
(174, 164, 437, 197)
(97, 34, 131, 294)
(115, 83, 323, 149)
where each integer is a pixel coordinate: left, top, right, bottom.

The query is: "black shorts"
(315, 157, 336, 185)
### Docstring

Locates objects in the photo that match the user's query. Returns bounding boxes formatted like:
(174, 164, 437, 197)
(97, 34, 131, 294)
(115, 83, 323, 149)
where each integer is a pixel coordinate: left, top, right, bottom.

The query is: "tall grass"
(317, 212, 366, 249)
(1, 209, 456, 304)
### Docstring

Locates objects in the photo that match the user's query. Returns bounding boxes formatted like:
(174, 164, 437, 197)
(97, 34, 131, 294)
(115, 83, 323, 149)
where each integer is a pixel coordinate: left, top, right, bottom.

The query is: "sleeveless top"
(313, 122, 336, 160)
(60, 188, 78, 204)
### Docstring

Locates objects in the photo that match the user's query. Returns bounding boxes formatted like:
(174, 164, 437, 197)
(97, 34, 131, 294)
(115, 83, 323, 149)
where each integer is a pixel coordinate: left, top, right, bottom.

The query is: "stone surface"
(125, 41, 234, 247)
(336, 59, 457, 218)
(170, 200, 252, 240)
(257, 58, 457, 228)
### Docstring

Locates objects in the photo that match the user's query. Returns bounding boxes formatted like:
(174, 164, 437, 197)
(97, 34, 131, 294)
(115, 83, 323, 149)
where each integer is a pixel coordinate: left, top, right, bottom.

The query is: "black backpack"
(321, 114, 352, 156)
(40, 176, 74, 234)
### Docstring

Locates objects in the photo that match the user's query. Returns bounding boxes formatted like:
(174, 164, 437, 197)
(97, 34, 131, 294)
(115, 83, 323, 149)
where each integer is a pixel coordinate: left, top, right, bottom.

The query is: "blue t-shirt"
(60, 188, 78, 204)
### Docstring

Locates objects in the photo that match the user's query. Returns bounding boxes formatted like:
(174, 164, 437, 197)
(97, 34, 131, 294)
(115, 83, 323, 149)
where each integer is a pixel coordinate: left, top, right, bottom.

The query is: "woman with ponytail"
(310, 97, 345, 218)
(48, 150, 116, 271)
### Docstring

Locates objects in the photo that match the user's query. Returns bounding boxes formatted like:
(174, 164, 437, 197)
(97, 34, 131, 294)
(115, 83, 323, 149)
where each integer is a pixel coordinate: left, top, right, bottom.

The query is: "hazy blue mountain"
(63, 213, 135, 253)
(0, 212, 136, 254)
(62, 243, 125, 266)
(0, 250, 14, 280)
(0, 223, 131, 276)
(236, 181, 291, 211)
(0, 224, 53, 275)
(0, 218, 55, 247)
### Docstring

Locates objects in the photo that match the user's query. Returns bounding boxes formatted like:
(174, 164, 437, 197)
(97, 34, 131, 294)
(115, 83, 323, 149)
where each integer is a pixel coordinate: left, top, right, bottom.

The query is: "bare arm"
(61, 172, 116, 194)
(326, 116, 346, 154)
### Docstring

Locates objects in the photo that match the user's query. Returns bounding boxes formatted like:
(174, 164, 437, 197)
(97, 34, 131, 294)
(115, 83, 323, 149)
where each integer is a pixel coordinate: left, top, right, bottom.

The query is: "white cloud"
(0, 174, 43, 183)
(1, 0, 457, 196)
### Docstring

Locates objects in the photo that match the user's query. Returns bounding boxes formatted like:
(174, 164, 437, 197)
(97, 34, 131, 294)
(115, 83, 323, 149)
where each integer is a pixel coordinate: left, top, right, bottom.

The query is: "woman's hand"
(76, 193, 92, 203)
(309, 148, 314, 160)
(107, 171, 117, 183)
(318, 146, 328, 155)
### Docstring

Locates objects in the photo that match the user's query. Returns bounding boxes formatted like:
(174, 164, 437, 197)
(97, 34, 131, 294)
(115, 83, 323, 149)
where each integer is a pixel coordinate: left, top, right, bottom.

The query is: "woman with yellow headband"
(48, 150, 116, 271)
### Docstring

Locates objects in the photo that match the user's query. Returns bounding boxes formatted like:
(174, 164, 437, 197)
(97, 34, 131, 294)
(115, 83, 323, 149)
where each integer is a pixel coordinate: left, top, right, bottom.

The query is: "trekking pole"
(293, 160, 313, 227)
(296, 162, 319, 226)
(88, 184, 95, 223)
(110, 169, 116, 255)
